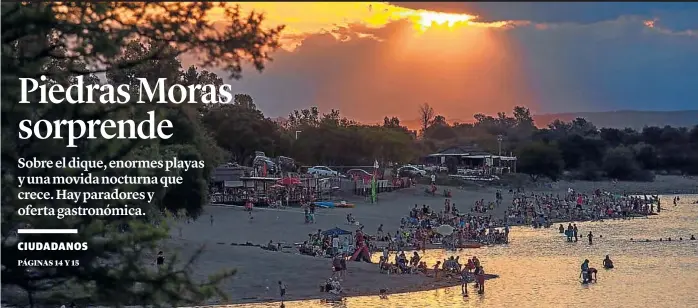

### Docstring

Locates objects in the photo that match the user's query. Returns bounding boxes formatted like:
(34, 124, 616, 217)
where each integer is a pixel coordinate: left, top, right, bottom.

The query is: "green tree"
(202, 103, 284, 163)
(2, 2, 282, 306)
(233, 94, 257, 110)
(516, 142, 564, 181)
(602, 146, 654, 181)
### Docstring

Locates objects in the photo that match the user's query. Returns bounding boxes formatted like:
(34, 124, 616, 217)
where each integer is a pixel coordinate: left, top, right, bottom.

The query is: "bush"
(686, 155, 698, 175)
(516, 142, 564, 181)
(602, 146, 654, 181)
(572, 161, 603, 181)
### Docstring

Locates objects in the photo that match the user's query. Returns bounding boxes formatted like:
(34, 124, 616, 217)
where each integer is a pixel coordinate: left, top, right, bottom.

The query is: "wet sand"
(167, 175, 697, 305)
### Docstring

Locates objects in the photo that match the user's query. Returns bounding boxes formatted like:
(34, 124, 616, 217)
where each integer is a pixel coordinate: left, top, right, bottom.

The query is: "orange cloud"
(211, 2, 514, 49)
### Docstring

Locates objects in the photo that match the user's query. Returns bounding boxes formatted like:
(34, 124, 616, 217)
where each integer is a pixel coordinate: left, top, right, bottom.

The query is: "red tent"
(278, 177, 301, 186)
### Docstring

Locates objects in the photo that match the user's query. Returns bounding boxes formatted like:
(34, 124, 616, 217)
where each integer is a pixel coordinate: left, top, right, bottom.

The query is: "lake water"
(224, 195, 698, 308)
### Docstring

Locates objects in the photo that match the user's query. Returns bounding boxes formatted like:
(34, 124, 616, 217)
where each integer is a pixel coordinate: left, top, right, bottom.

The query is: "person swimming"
(603, 255, 614, 269)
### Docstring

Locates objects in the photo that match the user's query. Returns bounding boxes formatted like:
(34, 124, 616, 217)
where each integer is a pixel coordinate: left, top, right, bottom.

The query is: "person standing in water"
(580, 259, 590, 283)
(566, 224, 573, 242)
(460, 267, 469, 297)
(588, 231, 594, 245)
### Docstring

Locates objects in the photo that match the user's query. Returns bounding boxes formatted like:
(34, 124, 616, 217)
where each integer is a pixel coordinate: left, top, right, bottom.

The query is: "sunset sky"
(207, 2, 698, 123)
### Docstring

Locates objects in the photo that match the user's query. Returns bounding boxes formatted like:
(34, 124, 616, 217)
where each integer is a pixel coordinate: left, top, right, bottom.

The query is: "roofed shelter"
(426, 145, 517, 174)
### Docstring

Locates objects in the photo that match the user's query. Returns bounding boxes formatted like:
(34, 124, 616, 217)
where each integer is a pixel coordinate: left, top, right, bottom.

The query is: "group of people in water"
(560, 223, 596, 244)
(506, 189, 661, 227)
(580, 256, 614, 284)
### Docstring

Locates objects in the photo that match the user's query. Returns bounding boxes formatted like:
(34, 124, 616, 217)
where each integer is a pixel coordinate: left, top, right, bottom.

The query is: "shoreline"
(168, 178, 695, 305)
(167, 241, 498, 306)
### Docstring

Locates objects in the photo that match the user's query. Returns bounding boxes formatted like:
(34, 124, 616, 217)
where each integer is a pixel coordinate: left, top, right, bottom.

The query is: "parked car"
(346, 168, 373, 181)
(423, 165, 448, 173)
(397, 165, 427, 177)
(308, 166, 340, 177)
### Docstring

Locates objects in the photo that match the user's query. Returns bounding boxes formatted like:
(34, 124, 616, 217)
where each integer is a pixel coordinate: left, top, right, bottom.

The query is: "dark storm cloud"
(391, 2, 698, 30)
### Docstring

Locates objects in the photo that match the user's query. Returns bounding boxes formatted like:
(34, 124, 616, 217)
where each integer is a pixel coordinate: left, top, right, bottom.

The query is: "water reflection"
(223, 195, 698, 308)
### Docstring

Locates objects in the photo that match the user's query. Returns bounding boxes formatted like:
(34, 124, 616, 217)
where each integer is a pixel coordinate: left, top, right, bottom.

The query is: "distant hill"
(395, 110, 698, 131)
(533, 110, 698, 130)
(272, 110, 698, 131)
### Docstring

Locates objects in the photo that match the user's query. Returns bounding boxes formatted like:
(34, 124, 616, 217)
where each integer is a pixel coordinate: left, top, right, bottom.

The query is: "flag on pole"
(371, 176, 377, 203)
(371, 160, 379, 203)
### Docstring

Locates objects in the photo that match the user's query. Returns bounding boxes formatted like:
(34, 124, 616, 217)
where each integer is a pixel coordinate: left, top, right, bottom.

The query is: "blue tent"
(322, 227, 352, 236)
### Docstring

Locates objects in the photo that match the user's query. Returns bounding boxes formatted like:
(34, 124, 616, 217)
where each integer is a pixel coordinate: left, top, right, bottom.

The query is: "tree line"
(204, 100, 698, 182)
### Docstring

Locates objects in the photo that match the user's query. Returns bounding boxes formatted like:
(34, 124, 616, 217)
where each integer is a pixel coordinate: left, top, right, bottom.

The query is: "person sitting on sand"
(603, 255, 614, 269)
(328, 278, 342, 295)
(417, 261, 428, 274)
(397, 252, 409, 273)
(378, 256, 390, 272)
(410, 251, 421, 267)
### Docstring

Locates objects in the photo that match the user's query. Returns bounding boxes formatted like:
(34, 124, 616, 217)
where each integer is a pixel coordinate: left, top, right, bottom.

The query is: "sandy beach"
(166, 175, 697, 305)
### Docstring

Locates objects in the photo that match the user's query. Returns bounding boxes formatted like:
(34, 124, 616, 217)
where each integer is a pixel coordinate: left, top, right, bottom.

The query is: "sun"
(402, 10, 477, 32)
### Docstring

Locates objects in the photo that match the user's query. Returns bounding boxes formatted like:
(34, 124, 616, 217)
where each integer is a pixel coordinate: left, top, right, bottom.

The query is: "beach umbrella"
(435, 224, 454, 236)
(322, 227, 352, 236)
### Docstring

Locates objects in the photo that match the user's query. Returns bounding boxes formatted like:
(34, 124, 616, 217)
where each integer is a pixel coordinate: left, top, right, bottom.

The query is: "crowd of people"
(298, 229, 354, 257)
(383, 201, 510, 252)
(504, 189, 661, 226)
